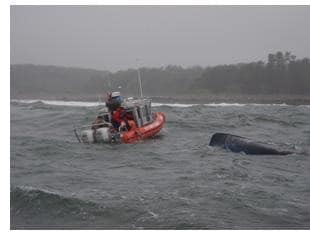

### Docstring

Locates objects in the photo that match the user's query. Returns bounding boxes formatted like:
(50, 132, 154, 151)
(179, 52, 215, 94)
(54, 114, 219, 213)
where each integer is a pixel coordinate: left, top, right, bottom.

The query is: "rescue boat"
(74, 96, 165, 144)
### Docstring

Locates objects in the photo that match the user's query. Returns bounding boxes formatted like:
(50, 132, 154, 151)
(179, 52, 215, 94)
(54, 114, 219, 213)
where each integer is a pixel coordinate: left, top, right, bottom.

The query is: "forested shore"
(11, 52, 310, 104)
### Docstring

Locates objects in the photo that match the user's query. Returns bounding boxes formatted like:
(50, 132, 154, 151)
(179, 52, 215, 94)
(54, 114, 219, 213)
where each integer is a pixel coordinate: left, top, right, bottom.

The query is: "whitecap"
(11, 99, 309, 108)
(11, 99, 103, 107)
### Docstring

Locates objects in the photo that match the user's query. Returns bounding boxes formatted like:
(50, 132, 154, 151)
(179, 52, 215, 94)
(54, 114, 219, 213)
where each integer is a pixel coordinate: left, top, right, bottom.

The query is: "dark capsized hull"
(209, 133, 292, 155)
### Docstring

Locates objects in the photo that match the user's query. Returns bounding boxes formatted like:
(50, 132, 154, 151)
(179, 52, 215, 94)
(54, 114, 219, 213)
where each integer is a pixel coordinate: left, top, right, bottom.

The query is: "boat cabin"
(123, 98, 152, 127)
(98, 97, 153, 128)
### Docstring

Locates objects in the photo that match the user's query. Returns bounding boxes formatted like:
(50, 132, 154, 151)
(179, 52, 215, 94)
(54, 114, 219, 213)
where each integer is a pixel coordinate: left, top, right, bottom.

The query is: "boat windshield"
(122, 98, 152, 127)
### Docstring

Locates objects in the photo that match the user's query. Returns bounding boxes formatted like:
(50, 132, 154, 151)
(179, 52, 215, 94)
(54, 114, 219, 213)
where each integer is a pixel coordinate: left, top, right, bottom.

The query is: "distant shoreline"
(11, 93, 310, 105)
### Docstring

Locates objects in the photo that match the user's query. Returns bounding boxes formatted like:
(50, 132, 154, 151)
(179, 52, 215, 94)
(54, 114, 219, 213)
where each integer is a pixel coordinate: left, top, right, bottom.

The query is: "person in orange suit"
(111, 107, 134, 131)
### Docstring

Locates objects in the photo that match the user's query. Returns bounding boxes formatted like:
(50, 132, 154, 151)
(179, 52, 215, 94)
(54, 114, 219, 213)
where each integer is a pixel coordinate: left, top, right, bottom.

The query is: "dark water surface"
(10, 100, 310, 229)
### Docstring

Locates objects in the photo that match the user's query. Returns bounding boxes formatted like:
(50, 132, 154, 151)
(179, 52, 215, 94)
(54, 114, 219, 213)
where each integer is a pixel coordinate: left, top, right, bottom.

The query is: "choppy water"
(11, 99, 310, 229)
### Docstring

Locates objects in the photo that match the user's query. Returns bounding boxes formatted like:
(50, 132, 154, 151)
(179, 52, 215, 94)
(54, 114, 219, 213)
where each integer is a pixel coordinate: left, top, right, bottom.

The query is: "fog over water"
(10, 6, 310, 71)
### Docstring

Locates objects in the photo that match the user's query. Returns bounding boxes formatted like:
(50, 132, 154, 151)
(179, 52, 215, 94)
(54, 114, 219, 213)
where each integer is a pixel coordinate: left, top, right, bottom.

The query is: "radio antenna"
(136, 59, 143, 97)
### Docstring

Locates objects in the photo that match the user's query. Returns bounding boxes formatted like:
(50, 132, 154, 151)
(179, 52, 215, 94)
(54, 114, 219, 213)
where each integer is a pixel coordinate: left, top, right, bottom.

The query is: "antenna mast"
(136, 59, 143, 98)
(137, 68, 143, 98)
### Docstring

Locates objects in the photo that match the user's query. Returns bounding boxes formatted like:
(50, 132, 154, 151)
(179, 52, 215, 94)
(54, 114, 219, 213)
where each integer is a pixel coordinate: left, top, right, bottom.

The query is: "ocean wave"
(11, 186, 98, 213)
(149, 102, 292, 107)
(11, 99, 310, 108)
(11, 99, 104, 107)
(10, 186, 150, 229)
(152, 102, 197, 107)
(11, 186, 108, 228)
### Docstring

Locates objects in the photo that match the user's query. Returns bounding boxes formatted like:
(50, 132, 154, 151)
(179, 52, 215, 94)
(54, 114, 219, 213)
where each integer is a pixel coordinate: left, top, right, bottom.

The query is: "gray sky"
(11, 5, 310, 72)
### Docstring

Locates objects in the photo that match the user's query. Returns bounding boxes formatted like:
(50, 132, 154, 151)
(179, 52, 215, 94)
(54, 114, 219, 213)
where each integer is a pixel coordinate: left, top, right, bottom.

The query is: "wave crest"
(10, 186, 151, 229)
(11, 99, 306, 108)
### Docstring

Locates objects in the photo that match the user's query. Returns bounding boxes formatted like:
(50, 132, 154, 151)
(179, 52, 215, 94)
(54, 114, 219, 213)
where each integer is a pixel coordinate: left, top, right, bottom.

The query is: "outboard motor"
(81, 130, 94, 143)
(95, 128, 112, 143)
(81, 128, 112, 143)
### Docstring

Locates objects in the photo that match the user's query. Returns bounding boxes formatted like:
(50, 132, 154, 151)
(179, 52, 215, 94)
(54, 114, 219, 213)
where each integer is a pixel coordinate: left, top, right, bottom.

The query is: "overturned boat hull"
(209, 133, 292, 155)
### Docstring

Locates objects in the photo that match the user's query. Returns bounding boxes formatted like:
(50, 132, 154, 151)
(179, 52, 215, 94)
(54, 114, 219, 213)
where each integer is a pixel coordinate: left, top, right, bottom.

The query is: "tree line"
(193, 51, 310, 95)
(11, 52, 310, 99)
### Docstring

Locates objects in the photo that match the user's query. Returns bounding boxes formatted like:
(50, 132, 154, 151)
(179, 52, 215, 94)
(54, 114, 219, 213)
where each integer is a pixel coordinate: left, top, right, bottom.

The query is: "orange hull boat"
(121, 112, 165, 143)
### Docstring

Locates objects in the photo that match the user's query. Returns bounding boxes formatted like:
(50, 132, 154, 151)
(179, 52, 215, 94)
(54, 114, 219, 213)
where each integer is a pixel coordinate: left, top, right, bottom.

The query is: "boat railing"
(73, 122, 113, 143)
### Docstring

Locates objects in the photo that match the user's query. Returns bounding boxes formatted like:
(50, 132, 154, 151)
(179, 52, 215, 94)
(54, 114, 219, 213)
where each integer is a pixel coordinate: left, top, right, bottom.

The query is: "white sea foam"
(143, 102, 290, 107)
(11, 99, 309, 108)
(11, 99, 103, 107)
(152, 102, 197, 107)
(204, 103, 246, 107)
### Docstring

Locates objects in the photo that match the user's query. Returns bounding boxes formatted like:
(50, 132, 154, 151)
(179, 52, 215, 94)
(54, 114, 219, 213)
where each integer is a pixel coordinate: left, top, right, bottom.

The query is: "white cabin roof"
(122, 97, 151, 108)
